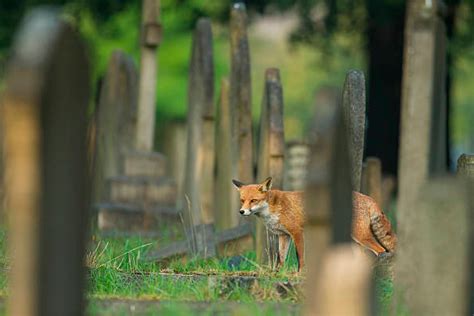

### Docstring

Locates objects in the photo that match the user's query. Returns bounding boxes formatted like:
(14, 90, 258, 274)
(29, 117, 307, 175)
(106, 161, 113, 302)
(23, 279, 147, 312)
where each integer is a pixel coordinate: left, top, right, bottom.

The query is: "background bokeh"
(1, 0, 473, 172)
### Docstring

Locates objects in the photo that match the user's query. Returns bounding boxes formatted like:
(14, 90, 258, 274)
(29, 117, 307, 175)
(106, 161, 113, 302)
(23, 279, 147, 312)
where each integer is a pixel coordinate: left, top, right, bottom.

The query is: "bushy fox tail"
(370, 212, 397, 252)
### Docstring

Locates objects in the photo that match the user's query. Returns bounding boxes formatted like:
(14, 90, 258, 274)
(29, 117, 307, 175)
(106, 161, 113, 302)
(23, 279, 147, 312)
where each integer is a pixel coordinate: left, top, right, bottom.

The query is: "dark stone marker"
(256, 68, 285, 266)
(342, 70, 366, 192)
(184, 18, 215, 257)
(2, 8, 90, 316)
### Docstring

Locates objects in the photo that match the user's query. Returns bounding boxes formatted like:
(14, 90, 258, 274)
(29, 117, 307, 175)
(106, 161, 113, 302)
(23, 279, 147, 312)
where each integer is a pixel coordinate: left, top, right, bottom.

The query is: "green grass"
(0, 227, 394, 314)
(86, 235, 301, 301)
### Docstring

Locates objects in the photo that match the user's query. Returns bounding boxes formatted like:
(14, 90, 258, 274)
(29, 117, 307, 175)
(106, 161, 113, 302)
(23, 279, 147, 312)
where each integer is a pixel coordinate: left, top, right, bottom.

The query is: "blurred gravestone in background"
(2, 8, 90, 316)
(92, 50, 138, 204)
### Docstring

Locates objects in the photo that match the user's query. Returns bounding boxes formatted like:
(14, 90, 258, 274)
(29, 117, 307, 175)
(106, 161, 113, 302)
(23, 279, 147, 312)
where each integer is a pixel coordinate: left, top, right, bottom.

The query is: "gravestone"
(2, 8, 90, 316)
(230, 2, 254, 185)
(396, 0, 448, 306)
(93, 50, 138, 203)
(256, 68, 285, 266)
(342, 70, 366, 191)
(183, 18, 216, 257)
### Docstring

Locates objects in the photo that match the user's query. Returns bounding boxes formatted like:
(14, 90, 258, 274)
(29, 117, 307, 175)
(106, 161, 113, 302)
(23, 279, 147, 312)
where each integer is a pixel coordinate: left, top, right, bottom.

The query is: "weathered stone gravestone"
(342, 70, 366, 191)
(230, 2, 254, 186)
(182, 17, 216, 257)
(396, 0, 449, 307)
(256, 68, 285, 266)
(92, 50, 139, 203)
(304, 78, 373, 316)
(2, 8, 90, 316)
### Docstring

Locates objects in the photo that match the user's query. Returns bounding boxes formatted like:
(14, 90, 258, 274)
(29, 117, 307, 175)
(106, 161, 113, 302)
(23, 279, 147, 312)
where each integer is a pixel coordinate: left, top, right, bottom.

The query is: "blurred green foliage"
(0, 0, 473, 144)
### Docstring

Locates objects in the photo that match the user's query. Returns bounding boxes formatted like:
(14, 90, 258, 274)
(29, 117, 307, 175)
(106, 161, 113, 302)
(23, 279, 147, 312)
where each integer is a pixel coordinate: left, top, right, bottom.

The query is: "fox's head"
(232, 177, 272, 216)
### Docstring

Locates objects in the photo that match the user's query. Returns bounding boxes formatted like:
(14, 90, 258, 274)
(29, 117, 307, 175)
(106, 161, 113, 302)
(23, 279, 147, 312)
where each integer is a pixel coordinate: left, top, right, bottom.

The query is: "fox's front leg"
(277, 234, 291, 269)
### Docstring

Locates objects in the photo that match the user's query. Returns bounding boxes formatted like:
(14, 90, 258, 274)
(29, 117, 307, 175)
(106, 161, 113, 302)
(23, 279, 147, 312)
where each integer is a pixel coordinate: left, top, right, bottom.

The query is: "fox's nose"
(239, 209, 245, 215)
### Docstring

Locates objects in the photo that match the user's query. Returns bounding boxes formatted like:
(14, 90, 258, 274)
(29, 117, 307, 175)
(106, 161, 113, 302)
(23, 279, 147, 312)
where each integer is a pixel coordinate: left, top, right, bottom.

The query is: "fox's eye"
(240, 199, 244, 204)
(251, 199, 258, 203)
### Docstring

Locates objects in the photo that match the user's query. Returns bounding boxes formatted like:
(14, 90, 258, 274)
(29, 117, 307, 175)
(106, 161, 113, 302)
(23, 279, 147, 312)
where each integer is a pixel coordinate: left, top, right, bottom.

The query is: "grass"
(86, 234, 302, 301)
(0, 226, 394, 315)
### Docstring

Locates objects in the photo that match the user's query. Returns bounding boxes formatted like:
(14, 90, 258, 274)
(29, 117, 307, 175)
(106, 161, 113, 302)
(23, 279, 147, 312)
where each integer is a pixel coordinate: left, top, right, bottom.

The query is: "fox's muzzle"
(239, 209, 251, 216)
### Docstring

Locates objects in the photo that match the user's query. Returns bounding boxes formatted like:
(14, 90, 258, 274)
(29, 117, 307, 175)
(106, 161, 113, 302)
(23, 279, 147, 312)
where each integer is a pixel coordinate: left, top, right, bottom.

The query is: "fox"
(232, 177, 397, 272)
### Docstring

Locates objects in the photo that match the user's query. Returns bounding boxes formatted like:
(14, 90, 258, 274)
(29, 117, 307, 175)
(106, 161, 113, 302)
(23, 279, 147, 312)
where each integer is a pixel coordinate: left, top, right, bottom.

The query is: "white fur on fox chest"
(255, 202, 289, 235)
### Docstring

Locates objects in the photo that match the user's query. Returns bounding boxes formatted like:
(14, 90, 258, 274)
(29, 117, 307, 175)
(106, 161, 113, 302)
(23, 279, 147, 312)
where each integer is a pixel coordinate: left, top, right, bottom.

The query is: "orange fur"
(233, 177, 396, 271)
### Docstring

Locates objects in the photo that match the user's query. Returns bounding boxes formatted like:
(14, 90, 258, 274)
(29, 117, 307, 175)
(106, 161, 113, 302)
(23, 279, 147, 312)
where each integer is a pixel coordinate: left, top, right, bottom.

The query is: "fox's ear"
(259, 177, 272, 192)
(232, 179, 245, 190)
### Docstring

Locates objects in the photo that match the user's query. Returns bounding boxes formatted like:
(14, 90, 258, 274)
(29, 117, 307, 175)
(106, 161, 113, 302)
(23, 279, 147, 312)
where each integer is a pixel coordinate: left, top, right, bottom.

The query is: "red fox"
(232, 177, 397, 272)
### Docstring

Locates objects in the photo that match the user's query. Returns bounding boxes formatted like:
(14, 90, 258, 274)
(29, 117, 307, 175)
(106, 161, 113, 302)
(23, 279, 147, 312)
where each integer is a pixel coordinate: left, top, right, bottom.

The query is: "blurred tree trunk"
(365, 0, 405, 176)
(365, 0, 460, 176)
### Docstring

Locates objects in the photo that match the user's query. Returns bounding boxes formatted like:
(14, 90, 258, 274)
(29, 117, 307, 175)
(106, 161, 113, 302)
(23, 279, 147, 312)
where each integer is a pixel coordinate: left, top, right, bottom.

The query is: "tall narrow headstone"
(396, 0, 448, 306)
(230, 2, 254, 184)
(2, 9, 90, 316)
(342, 70, 366, 192)
(136, 0, 161, 151)
(183, 18, 215, 257)
(256, 68, 285, 266)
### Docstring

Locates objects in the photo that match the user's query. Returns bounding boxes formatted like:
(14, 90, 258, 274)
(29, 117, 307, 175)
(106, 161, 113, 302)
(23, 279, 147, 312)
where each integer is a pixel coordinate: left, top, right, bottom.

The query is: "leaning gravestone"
(2, 8, 90, 316)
